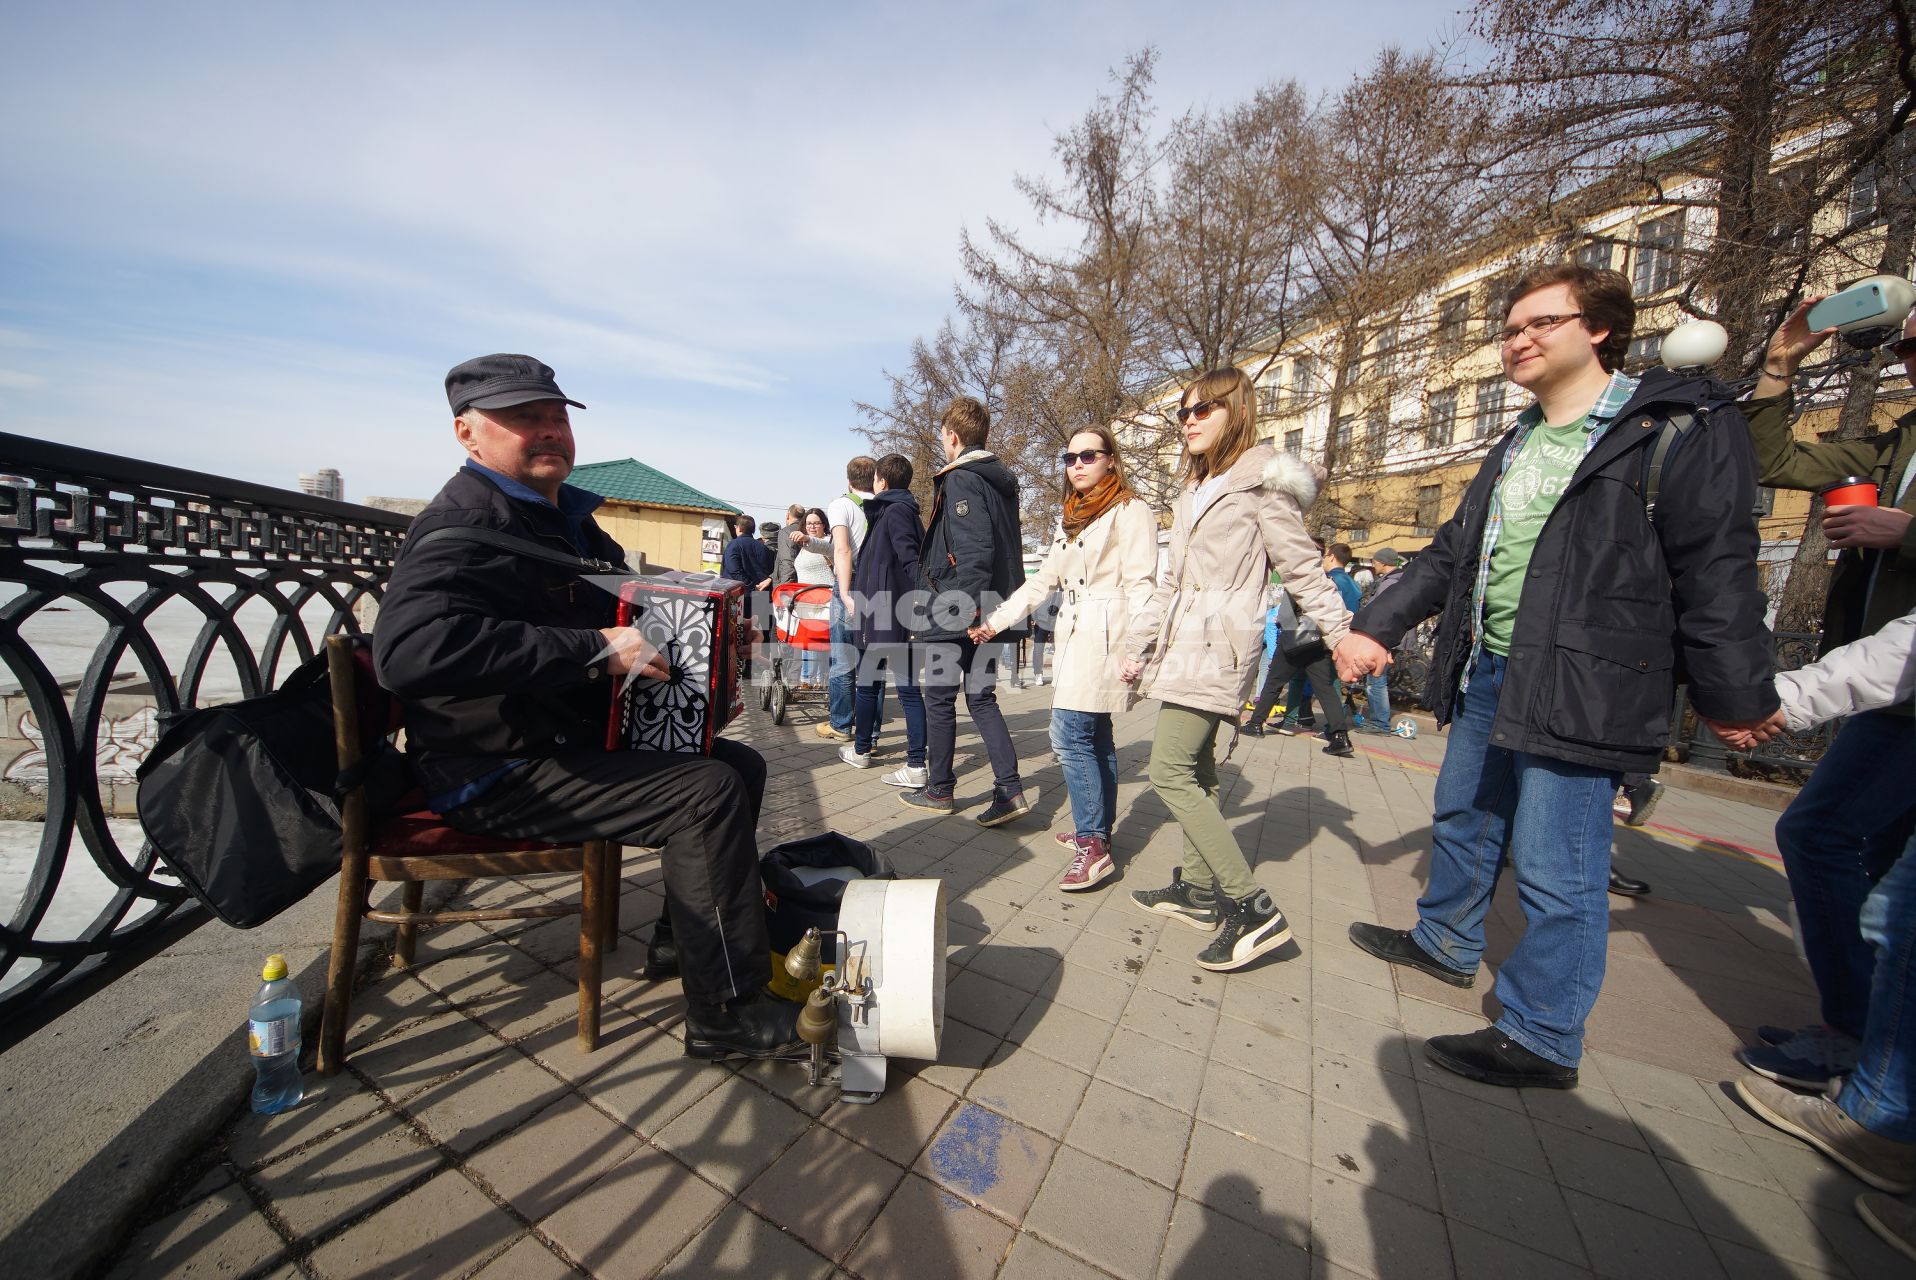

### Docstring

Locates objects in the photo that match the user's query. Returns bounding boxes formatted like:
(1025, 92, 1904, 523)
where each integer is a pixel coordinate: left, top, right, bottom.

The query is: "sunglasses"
(1176, 398, 1225, 424)
(1060, 449, 1110, 466)
(1892, 337, 1916, 361)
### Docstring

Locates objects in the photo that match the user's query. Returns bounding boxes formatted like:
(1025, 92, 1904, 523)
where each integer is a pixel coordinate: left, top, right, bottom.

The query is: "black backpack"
(136, 647, 411, 929)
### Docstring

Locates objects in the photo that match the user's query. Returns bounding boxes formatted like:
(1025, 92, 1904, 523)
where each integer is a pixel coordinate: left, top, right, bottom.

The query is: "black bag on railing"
(135, 653, 411, 928)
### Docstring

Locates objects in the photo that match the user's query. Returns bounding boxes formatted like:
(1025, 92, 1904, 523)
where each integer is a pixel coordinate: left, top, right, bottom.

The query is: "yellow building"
(567, 458, 740, 573)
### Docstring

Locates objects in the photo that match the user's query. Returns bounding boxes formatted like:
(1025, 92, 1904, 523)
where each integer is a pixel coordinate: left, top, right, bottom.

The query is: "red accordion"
(604, 572, 749, 754)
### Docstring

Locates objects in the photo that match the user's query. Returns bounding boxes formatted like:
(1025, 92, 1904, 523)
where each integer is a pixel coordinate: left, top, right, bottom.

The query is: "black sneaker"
(1424, 1027, 1577, 1089)
(1617, 777, 1664, 827)
(1196, 889, 1293, 971)
(1347, 922, 1474, 987)
(1322, 730, 1355, 758)
(975, 788, 1032, 828)
(1131, 870, 1220, 932)
(683, 989, 805, 1061)
(899, 787, 955, 815)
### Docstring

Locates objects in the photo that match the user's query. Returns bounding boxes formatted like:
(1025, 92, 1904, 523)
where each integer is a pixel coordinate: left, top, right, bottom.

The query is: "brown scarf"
(1062, 471, 1136, 540)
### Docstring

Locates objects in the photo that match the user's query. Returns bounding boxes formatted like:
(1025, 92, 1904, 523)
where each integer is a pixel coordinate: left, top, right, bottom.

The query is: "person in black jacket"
(374, 353, 801, 1062)
(1336, 265, 1782, 1090)
(845, 454, 928, 785)
(721, 511, 773, 590)
(900, 396, 1029, 825)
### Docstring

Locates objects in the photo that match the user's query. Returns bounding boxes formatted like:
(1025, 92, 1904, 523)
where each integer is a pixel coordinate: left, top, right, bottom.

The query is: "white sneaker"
(839, 743, 873, 769)
(882, 764, 928, 788)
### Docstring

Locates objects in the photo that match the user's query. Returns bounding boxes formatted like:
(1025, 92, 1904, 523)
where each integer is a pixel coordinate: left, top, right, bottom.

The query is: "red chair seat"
(369, 809, 569, 857)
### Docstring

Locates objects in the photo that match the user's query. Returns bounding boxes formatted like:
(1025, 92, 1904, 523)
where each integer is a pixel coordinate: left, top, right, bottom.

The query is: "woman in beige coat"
(971, 425, 1157, 891)
(1120, 367, 1359, 972)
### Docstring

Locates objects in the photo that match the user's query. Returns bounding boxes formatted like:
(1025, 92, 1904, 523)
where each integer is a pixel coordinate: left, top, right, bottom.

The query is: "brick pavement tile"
(1703, 1238, 1846, 1279)
(1134, 948, 1222, 1001)
(1448, 1222, 1597, 1279)
(1586, 1051, 1732, 1126)
(821, 1075, 960, 1169)
(463, 1088, 642, 1223)
(654, 1076, 816, 1192)
(1313, 1047, 1425, 1134)
(1532, 1120, 1694, 1227)
(1209, 1014, 1312, 1094)
(583, 1025, 728, 1138)
(1738, 1123, 1874, 1212)
(407, 1049, 569, 1155)
(339, 973, 451, 1052)
(844, 1173, 1018, 1280)
(1521, 1083, 1650, 1151)
(1006, 999, 1119, 1075)
(102, 1183, 286, 1280)
(247, 1106, 443, 1240)
(1663, 1162, 1848, 1274)
(730, 1055, 840, 1117)
(908, 1017, 1003, 1097)
(1219, 973, 1310, 1033)
(1158, 1194, 1311, 1280)
(1632, 1103, 1788, 1193)
(607, 967, 690, 1031)
(1311, 1098, 1439, 1211)
(946, 969, 1038, 1038)
(967, 1041, 1093, 1139)
(1117, 984, 1223, 1057)
(998, 1233, 1108, 1280)
(224, 1074, 385, 1172)
(1312, 941, 1397, 991)
(306, 1168, 521, 1280)
(461, 966, 586, 1042)
(967, 941, 1066, 996)
(654, 1203, 834, 1280)
(741, 1123, 907, 1264)
(1064, 1078, 1194, 1191)
(349, 1008, 508, 1104)
(1016, 889, 1100, 932)
(915, 1101, 1059, 1225)
(410, 941, 548, 1011)
(543, 1146, 729, 1278)
(1083, 901, 1163, 946)
(1062, 929, 1153, 981)
(1803, 1197, 1916, 1280)
(473, 1235, 578, 1279)
(1308, 1169, 1455, 1280)
(1417, 1082, 1550, 1177)
(1095, 1028, 1207, 1115)
(1310, 1004, 1415, 1077)
(1560, 1188, 1730, 1280)
(1430, 1143, 1589, 1267)
(999, 909, 1085, 953)
(1196, 1061, 1311, 1150)
(1026, 1146, 1176, 1280)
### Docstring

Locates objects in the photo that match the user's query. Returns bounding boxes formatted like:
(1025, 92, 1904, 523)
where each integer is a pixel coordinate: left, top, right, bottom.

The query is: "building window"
(1634, 215, 1683, 296)
(1258, 382, 1282, 416)
(1339, 344, 1361, 389)
(1851, 163, 1881, 227)
(1436, 292, 1471, 349)
(1575, 240, 1612, 272)
(1416, 484, 1442, 536)
(1426, 387, 1457, 450)
(1332, 414, 1355, 458)
(1284, 428, 1304, 456)
(1365, 411, 1388, 458)
(1349, 494, 1373, 545)
(1373, 321, 1400, 376)
(1475, 378, 1506, 437)
(1291, 355, 1315, 399)
(1625, 332, 1663, 370)
(1482, 276, 1515, 340)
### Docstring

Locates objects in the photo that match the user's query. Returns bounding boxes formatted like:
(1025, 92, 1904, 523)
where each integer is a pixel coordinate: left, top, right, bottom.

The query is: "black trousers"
(445, 739, 768, 1005)
(921, 637, 1022, 797)
(1249, 650, 1350, 733)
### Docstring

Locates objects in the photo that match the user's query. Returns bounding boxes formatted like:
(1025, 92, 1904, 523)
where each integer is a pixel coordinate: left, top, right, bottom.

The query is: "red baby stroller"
(763, 582, 834, 724)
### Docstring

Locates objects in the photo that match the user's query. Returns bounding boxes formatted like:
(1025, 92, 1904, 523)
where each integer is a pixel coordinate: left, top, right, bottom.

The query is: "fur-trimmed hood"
(1260, 447, 1323, 510)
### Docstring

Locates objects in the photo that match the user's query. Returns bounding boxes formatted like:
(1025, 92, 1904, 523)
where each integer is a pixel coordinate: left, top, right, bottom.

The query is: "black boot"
(643, 911, 680, 981)
(683, 989, 805, 1061)
(1322, 730, 1355, 758)
(1608, 868, 1652, 897)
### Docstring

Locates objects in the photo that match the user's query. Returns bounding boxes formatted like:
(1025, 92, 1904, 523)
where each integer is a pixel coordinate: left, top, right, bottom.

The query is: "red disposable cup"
(1820, 477, 1878, 507)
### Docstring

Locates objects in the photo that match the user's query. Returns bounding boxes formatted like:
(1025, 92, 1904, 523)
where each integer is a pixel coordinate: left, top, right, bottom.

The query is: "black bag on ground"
(761, 832, 895, 997)
(136, 651, 411, 929)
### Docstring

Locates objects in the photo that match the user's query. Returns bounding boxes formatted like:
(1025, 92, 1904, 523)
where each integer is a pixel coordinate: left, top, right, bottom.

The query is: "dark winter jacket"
(851, 487, 923, 647)
(1352, 368, 1779, 774)
(915, 450, 1028, 642)
(374, 466, 625, 798)
(722, 532, 773, 588)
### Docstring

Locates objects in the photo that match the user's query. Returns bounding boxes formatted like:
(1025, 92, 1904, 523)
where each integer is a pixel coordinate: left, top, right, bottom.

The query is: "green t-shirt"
(1480, 416, 1591, 654)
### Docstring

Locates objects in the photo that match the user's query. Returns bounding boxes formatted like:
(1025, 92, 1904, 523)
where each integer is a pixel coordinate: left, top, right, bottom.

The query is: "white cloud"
(0, 370, 47, 391)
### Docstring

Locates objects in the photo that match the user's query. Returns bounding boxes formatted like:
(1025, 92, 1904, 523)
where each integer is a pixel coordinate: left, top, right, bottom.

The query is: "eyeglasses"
(1498, 312, 1584, 345)
(1891, 337, 1916, 361)
(1176, 398, 1225, 423)
(1059, 449, 1110, 466)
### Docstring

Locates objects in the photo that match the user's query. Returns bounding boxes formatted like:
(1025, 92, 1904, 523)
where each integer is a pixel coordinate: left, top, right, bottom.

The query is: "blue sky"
(0, 1, 1458, 527)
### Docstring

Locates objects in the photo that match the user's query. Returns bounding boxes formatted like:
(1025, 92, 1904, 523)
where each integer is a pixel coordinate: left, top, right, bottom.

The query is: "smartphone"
(1806, 282, 1890, 334)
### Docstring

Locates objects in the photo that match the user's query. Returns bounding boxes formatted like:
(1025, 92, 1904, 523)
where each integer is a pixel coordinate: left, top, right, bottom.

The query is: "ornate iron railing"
(0, 432, 409, 1028)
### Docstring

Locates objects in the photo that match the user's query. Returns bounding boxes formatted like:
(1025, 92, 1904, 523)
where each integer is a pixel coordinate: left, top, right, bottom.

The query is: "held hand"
(1823, 504, 1911, 550)
(1765, 297, 1837, 375)
(598, 627, 670, 681)
(1333, 634, 1391, 683)
(967, 623, 996, 644)
(1118, 656, 1144, 684)
(1704, 710, 1786, 748)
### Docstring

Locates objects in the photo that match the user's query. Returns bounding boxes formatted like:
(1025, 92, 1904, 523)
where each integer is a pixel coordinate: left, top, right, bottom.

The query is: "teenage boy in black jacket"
(1336, 266, 1781, 1090)
(844, 453, 928, 786)
(900, 397, 1030, 826)
(375, 354, 801, 1062)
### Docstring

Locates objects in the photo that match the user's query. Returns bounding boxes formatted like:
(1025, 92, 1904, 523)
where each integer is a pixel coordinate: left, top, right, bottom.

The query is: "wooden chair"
(317, 634, 620, 1075)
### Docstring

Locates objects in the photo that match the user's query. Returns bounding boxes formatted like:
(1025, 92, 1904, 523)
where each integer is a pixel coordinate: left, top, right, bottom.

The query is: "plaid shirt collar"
(1461, 370, 1641, 690)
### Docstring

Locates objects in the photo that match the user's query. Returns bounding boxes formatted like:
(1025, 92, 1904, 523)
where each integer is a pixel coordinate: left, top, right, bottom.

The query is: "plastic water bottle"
(247, 954, 304, 1114)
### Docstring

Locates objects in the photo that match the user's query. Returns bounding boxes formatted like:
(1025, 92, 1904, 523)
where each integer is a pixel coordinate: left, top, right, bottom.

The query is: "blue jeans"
(855, 644, 922, 764)
(827, 595, 857, 733)
(1051, 709, 1117, 841)
(1363, 672, 1391, 729)
(1838, 829, 1916, 1142)
(1411, 651, 1620, 1067)
(1775, 710, 1916, 1040)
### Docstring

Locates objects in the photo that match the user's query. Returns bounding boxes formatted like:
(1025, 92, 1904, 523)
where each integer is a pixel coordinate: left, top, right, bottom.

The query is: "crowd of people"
(375, 253, 1916, 1258)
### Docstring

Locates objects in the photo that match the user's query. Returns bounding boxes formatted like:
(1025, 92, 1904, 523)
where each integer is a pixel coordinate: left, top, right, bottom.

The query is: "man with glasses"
(1722, 303, 1916, 1092)
(1336, 264, 1780, 1090)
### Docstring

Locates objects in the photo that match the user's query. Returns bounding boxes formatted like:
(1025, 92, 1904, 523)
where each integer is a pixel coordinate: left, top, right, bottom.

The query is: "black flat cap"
(445, 354, 586, 414)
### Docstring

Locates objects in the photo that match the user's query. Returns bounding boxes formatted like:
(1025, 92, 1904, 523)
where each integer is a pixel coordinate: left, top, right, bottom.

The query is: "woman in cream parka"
(1120, 367, 1360, 972)
(972, 425, 1158, 891)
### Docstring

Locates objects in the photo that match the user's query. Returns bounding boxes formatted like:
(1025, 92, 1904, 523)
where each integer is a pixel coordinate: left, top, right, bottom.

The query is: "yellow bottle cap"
(261, 954, 288, 981)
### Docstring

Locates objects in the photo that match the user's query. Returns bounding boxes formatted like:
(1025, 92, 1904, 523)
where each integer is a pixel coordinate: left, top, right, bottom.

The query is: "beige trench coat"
(985, 497, 1158, 715)
(1126, 443, 1353, 718)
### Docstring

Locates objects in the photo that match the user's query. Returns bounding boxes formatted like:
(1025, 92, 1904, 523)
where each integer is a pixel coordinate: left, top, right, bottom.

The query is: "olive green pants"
(1148, 702, 1257, 902)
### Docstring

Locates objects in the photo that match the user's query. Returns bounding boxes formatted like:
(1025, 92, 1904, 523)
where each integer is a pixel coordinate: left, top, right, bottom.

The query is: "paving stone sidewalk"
(103, 688, 1913, 1279)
